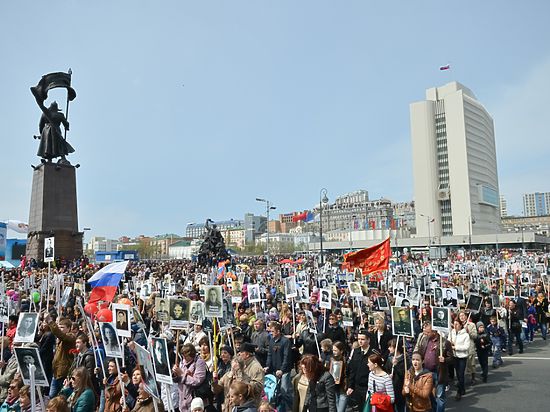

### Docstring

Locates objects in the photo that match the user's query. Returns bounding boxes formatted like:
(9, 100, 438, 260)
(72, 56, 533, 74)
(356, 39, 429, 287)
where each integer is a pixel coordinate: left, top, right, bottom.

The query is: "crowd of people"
(0, 248, 548, 412)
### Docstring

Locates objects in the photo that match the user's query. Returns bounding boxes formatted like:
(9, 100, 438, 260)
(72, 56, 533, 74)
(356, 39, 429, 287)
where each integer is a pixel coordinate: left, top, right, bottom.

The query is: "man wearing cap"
(414, 322, 453, 412)
(238, 342, 264, 402)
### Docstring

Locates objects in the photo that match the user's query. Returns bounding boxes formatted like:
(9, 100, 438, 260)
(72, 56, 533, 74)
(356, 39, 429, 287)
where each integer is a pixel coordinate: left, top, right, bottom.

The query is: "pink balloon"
(6, 290, 13, 297)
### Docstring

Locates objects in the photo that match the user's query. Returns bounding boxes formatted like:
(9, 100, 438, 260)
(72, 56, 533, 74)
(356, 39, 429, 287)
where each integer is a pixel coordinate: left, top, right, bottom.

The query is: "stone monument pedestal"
(26, 162, 83, 261)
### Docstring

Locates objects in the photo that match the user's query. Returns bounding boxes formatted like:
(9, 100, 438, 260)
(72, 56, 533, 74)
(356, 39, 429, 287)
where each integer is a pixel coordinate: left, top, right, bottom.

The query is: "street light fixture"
(319, 188, 328, 265)
(419, 213, 433, 258)
(256, 198, 276, 269)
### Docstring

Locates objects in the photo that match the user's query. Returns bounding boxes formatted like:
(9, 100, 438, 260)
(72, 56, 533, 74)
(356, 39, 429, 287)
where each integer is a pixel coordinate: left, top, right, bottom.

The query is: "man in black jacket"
(347, 329, 375, 411)
(323, 313, 346, 345)
(266, 321, 292, 412)
(251, 319, 270, 367)
(371, 316, 393, 361)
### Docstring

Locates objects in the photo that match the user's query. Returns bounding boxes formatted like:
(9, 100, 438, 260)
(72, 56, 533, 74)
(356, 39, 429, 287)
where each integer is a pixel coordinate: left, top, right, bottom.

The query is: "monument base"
(26, 162, 83, 261)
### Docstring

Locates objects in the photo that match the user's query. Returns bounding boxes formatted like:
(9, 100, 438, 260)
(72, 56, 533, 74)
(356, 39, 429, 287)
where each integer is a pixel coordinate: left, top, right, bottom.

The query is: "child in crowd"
(486, 316, 506, 368)
(475, 322, 491, 382)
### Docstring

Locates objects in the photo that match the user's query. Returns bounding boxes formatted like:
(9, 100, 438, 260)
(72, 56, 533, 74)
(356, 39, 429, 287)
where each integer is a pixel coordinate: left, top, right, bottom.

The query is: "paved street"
(447, 338, 550, 411)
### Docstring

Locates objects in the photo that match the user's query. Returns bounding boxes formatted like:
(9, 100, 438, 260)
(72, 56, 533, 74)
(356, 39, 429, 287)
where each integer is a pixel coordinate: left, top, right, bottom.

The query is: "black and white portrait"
(204, 285, 223, 317)
(231, 281, 243, 304)
(319, 288, 331, 309)
(134, 342, 159, 399)
(466, 294, 483, 313)
(442, 288, 458, 307)
(14, 312, 38, 344)
(330, 360, 343, 384)
(377, 296, 389, 310)
(391, 306, 413, 337)
(44, 237, 54, 262)
(113, 304, 131, 338)
(284, 276, 297, 299)
(298, 285, 310, 303)
(14, 347, 48, 387)
(189, 301, 205, 325)
(151, 337, 172, 384)
(348, 282, 362, 297)
(318, 278, 329, 289)
(169, 298, 190, 328)
(431, 307, 450, 332)
(100, 322, 122, 358)
(247, 284, 261, 304)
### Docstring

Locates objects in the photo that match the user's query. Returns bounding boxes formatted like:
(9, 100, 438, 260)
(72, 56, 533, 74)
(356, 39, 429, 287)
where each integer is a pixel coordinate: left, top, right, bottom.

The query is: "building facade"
(186, 220, 243, 239)
(500, 195, 508, 217)
(410, 81, 500, 238)
(244, 213, 267, 245)
(523, 192, 550, 217)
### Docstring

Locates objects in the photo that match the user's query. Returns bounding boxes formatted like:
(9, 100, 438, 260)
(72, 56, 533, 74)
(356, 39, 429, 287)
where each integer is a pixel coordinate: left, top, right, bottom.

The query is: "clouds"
(491, 56, 550, 214)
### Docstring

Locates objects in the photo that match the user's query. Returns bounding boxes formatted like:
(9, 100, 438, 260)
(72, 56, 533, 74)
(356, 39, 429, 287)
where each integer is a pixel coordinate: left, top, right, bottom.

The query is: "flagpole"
(63, 68, 72, 141)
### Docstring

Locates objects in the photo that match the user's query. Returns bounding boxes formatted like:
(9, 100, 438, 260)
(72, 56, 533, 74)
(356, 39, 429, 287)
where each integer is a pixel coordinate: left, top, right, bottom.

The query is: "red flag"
(292, 211, 308, 222)
(342, 238, 390, 275)
(439, 65, 450, 71)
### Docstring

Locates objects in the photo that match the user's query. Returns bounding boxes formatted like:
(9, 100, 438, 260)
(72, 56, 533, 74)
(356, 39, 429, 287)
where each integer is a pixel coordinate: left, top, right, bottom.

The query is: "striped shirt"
(367, 371, 395, 408)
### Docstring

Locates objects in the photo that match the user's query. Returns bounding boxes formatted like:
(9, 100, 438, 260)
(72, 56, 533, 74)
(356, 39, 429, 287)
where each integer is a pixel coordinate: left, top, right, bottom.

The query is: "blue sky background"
(1, 1, 549, 239)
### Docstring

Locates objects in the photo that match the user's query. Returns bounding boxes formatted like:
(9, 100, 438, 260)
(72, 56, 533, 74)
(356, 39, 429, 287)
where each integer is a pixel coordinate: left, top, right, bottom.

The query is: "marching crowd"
(0, 249, 548, 412)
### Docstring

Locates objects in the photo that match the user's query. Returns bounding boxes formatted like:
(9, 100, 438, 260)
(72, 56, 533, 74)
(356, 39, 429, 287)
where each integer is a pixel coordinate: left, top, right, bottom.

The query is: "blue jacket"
(60, 387, 96, 412)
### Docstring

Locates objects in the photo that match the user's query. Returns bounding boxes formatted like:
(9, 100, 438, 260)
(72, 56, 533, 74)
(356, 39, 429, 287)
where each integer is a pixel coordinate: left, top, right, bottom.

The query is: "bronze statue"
(31, 71, 76, 163)
(34, 101, 73, 163)
(198, 219, 230, 267)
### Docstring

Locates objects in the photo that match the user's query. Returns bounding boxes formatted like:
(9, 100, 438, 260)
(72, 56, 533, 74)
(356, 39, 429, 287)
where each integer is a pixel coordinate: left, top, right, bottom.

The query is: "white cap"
(191, 397, 204, 411)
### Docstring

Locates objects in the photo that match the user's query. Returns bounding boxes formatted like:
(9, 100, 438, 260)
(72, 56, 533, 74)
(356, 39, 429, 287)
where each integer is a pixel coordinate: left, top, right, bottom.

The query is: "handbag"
(362, 392, 372, 412)
(370, 381, 393, 412)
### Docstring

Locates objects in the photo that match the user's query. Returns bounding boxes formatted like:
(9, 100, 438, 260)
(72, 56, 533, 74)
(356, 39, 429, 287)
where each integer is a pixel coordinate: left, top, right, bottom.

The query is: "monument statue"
(197, 219, 230, 267)
(31, 71, 76, 164)
(26, 71, 82, 262)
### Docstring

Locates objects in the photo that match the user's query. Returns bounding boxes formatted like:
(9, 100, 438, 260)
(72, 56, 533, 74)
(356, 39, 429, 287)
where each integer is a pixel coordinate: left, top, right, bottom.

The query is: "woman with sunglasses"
(60, 366, 96, 412)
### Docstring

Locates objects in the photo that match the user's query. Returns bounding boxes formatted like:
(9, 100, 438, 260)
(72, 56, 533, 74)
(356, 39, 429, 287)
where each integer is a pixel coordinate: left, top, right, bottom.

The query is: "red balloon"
(96, 308, 113, 323)
(118, 298, 132, 306)
(100, 301, 110, 309)
(84, 302, 99, 315)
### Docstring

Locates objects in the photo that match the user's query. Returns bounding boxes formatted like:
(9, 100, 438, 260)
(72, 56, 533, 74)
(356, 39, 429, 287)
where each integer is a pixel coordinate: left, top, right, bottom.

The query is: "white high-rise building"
(500, 195, 508, 217)
(410, 82, 500, 239)
(523, 192, 550, 216)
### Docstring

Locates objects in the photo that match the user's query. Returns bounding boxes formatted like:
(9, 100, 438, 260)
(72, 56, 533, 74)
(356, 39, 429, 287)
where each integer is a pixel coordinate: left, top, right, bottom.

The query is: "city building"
(185, 219, 243, 239)
(87, 236, 120, 254)
(314, 190, 397, 233)
(243, 213, 267, 245)
(410, 81, 500, 239)
(220, 228, 246, 249)
(500, 195, 508, 217)
(523, 192, 550, 217)
(149, 234, 184, 258)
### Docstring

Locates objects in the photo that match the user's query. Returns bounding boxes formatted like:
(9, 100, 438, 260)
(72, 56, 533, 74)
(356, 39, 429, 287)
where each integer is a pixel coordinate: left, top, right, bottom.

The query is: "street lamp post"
(319, 188, 328, 265)
(349, 215, 356, 252)
(419, 213, 433, 259)
(256, 198, 276, 269)
(468, 215, 476, 252)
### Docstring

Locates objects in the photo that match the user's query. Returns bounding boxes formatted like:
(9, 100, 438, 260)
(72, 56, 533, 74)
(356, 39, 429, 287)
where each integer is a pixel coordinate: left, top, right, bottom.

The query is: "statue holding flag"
(31, 71, 76, 164)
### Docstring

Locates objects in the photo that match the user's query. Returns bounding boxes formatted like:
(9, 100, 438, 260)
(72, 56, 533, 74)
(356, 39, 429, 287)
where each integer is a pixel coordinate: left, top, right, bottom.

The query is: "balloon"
(118, 298, 132, 306)
(32, 291, 41, 303)
(100, 301, 110, 309)
(11, 292, 19, 302)
(6, 290, 13, 297)
(96, 308, 113, 323)
(84, 302, 99, 315)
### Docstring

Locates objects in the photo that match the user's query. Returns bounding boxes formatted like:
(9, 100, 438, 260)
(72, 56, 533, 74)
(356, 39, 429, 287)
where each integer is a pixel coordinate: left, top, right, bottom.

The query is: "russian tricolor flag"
(87, 261, 129, 303)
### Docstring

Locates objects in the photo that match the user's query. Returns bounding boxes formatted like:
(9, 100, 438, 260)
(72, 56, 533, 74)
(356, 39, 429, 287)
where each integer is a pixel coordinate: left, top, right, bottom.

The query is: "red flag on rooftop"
(342, 237, 390, 275)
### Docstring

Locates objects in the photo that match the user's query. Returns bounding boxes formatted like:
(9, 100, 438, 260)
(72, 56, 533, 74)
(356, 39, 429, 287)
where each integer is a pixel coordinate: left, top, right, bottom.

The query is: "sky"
(1, 1, 549, 240)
